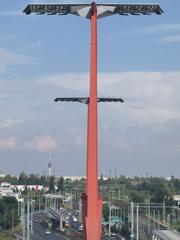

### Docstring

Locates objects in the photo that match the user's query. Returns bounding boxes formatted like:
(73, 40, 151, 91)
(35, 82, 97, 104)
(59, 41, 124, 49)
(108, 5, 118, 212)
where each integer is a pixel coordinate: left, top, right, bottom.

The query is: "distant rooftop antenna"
(48, 154, 52, 177)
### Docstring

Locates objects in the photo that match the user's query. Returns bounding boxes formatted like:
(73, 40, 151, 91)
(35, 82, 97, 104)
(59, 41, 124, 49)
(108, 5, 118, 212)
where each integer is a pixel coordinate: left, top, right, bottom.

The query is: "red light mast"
(24, 3, 163, 239)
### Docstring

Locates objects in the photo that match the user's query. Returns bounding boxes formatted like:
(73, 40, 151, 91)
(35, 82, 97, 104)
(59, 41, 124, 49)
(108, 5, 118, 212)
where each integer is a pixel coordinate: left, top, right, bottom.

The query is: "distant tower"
(48, 154, 52, 177)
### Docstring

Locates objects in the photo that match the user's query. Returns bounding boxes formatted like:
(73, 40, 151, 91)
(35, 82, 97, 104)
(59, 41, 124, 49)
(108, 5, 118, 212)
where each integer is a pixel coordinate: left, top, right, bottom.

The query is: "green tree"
(102, 203, 109, 221)
(40, 175, 48, 187)
(3, 175, 18, 185)
(48, 176, 55, 193)
(130, 190, 146, 203)
(18, 171, 28, 185)
(28, 174, 40, 185)
(57, 177, 64, 193)
(0, 197, 18, 230)
(149, 177, 175, 203)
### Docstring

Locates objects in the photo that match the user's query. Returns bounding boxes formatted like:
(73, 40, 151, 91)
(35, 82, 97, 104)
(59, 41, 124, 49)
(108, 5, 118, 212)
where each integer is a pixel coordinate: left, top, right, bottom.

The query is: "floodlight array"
(114, 4, 163, 15)
(24, 4, 70, 15)
(23, 3, 163, 18)
(98, 98, 124, 103)
(54, 97, 89, 104)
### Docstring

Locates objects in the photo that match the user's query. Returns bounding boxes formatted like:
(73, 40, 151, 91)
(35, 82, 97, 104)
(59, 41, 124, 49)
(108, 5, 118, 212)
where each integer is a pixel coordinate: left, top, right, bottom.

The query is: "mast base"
(82, 193, 103, 240)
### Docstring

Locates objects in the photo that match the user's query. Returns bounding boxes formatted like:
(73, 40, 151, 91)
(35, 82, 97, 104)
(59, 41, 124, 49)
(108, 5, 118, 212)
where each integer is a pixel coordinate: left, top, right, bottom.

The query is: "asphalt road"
(31, 213, 70, 240)
(31, 210, 124, 240)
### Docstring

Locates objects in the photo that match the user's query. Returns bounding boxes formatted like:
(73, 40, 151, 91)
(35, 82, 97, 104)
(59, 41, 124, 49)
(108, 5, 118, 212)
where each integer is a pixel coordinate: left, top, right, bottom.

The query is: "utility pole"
(45, 196, 47, 213)
(123, 185, 125, 199)
(136, 204, 139, 240)
(157, 210, 160, 230)
(114, 168, 117, 179)
(39, 195, 41, 212)
(172, 208, 176, 224)
(163, 200, 166, 223)
(11, 210, 15, 232)
(108, 202, 111, 237)
(30, 200, 35, 233)
(153, 210, 156, 230)
(18, 201, 20, 217)
(21, 200, 25, 240)
(148, 205, 151, 234)
(130, 202, 134, 240)
(3, 209, 6, 230)
(118, 188, 121, 201)
(79, 200, 82, 223)
(109, 170, 112, 180)
(121, 207, 124, 224)
(167, 214, 170, 229)
(59, 209, 63, 231)
(27, 200, 30, 240)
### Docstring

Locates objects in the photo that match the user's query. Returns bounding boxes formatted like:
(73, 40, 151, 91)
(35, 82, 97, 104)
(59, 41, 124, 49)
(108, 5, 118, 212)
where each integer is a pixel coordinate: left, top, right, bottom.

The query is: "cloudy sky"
(0, 0, 180, 177)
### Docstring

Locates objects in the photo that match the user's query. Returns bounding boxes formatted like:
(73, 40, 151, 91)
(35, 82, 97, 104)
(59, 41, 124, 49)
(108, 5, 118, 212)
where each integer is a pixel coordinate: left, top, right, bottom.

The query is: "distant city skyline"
(0, 0, 180, 177)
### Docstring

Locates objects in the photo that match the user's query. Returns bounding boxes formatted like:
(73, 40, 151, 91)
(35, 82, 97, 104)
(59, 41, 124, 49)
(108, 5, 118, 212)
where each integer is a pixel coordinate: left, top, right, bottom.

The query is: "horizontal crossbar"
(54, 97, 124, 104)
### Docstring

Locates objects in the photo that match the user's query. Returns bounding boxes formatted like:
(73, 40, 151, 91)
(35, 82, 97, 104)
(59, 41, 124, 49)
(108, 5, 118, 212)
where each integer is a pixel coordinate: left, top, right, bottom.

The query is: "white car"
(45, 230, 51, 235)
(72, 216, 78, 222)
(78, 225, 83, 232)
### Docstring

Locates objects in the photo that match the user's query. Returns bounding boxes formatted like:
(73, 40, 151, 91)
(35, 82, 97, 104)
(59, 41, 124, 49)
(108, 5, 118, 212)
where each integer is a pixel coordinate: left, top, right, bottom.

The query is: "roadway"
(32, 210, 124, 240)
(31, 212, 70, 240)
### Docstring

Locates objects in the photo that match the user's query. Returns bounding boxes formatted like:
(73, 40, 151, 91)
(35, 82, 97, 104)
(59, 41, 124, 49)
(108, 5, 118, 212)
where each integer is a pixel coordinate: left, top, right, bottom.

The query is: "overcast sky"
(0, 0, 180, 177)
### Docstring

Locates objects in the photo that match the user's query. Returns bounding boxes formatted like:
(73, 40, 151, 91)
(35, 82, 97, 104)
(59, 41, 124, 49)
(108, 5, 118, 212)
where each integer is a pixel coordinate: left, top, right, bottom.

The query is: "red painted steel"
(82, 2, 103, 240)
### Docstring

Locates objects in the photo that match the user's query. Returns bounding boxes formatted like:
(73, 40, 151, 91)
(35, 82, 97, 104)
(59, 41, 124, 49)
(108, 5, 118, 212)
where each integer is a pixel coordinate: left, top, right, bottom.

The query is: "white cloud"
(66, 128, 85, 146)
(0, 48, 38, 76)
(112, 136, 129, 150)
(161, 35, 180, 43)
(0, 11, 22, 16)
(0, 63, 7, 74)
(24, 135, 57, 152)
(0, 48, 38, 65)
(120, 23, 180, 44)
(0, 118, 22, 129)
(75, 135, 85, 146)
(0, 34, 15, 42)
(0, 137, 16, 150)
(38, 71, 180, 125)
(38, 73, 89, 93)
(123, 23, 180, 37)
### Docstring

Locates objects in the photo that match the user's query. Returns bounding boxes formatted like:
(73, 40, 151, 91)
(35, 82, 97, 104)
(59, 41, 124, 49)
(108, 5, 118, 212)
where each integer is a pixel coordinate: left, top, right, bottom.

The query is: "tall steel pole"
(23, 3, 163, 240)
(84, 3, 103, 240)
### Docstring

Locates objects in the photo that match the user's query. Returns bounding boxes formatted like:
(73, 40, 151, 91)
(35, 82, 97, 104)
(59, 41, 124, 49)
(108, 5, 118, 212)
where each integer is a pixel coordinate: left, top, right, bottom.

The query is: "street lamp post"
(153, 210, 156, 230)
(157, 210, 160, 230)
(136, 204, 139, 240)
(163, 197, 167, 223)
(130, 201, 134, 240)
(148, 205, 151, 234)
(108, 202, 112, 237)
(24, 3, 163, 240)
